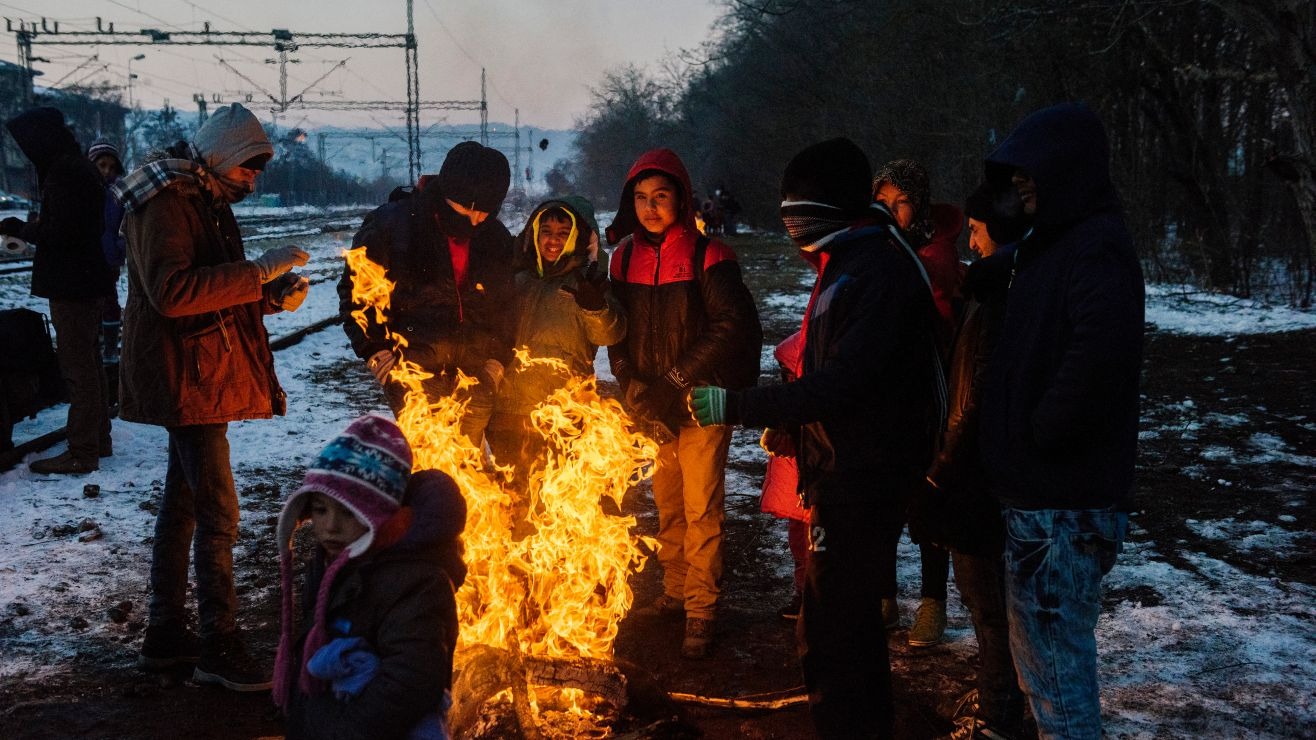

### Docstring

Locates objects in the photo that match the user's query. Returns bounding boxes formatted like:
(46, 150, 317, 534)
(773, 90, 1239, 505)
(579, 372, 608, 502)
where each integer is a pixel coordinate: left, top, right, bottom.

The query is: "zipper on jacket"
(215, 311, 232, 352)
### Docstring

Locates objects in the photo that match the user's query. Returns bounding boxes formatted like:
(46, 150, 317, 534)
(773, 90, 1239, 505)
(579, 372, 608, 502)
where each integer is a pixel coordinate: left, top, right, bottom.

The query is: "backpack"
(615, 234, 761, 390)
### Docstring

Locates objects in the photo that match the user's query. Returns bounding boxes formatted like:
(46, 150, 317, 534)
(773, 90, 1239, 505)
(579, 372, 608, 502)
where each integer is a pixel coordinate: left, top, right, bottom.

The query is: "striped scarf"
(111, 142, 215, 214)
(780, 200, 853, 252)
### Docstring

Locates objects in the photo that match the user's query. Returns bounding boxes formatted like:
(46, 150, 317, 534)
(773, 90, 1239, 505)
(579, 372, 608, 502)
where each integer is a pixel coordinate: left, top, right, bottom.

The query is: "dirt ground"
(2, 235, 1312, 739)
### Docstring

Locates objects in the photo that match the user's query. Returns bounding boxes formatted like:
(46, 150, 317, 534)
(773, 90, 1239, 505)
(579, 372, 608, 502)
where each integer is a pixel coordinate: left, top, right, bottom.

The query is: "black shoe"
(777, 593, 802, 621)
(137, 624, 201, 671)
(193, 633, 272, 692)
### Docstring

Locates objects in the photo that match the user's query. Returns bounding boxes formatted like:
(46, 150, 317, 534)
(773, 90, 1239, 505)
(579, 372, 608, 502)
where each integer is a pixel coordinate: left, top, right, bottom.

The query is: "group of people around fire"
(7, 96, 1142, 740)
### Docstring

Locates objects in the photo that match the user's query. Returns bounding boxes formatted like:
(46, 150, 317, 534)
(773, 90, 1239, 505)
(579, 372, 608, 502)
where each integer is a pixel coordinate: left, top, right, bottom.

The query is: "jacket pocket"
(183, 313, 234, 388)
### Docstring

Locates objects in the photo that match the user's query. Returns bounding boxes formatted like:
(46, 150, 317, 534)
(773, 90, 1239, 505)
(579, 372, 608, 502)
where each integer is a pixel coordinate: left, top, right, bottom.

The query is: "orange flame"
(345, 246, 656, 671)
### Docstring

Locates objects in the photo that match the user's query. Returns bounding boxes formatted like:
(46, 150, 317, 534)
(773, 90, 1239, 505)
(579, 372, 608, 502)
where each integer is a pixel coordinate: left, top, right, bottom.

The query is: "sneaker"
(881, 598, 900, 630)
(943, 716, 1018, 740)
(681, 617, 714, 659)
(193, 633, 272, 692)
(908, 597, 947, 647)
(777, 593, 802, 621)
(137, 624, 201, 671)
(29, 451, 97, 475)
(632, 593, 685, 619)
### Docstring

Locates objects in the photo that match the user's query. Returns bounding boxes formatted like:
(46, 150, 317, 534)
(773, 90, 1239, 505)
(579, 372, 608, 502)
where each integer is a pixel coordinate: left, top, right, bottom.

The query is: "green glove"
(689, 386, 727, 426)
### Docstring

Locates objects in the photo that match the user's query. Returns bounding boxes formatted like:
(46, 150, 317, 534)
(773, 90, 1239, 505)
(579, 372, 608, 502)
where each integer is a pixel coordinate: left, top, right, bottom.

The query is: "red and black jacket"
(605, 149, 761, 397)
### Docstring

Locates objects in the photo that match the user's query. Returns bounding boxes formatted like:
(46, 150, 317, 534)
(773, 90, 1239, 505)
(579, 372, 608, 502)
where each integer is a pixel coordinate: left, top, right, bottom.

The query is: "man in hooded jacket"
(1, 107, 116, 474)
(338, 141, 514, 445)
(979, 102, 1144, 740)
(690, 138, 945, 737)
(114, 102, 310, 691)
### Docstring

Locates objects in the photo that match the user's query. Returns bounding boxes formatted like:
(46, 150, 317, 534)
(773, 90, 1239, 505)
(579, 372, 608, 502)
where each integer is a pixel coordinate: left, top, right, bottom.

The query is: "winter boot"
(137, 624, 201, 671)
(193, 632, 271, 692)
(681, 617, 714, 659)
(881, 598, 900, 630)
(908, 597, 947, 647)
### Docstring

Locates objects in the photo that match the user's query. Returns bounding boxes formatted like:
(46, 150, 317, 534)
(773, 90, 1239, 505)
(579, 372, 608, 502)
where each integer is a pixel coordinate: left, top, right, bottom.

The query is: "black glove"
(0, 217, 25, 238)
(633, 367, 690, 422)
(562, 261, 609, 311)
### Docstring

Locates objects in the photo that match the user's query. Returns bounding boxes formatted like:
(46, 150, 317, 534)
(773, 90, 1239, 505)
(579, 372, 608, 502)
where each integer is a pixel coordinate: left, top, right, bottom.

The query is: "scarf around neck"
(111, 142, 236, 213)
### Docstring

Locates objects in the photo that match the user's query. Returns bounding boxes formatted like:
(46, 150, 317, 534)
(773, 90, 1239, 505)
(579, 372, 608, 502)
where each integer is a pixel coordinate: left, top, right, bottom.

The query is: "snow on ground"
(1145, 283, 1316, 335)
(2, 224, 1315, 735)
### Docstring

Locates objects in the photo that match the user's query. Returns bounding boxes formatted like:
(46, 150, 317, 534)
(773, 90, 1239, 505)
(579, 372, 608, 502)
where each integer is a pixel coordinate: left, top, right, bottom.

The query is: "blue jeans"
(1003, 507, 1127, 740)
(149, 424, 240, 638)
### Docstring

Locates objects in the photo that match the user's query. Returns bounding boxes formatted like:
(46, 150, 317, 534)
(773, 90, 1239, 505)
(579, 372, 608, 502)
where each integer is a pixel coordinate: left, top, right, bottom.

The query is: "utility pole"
(513, 108, 520, 195)
(480, 68, 488, 146)
(127, 53, 145, 108)
(192, 93, 210, 126)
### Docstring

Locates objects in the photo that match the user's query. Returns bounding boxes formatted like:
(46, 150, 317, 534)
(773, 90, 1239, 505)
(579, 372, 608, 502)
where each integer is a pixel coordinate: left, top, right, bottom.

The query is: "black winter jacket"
(737, 217, 943, 507)
(5, 108, 115, 301)
(980, 103, 1144, 510)
(338, 190, 515, 372)
(287, 482, 465, 740)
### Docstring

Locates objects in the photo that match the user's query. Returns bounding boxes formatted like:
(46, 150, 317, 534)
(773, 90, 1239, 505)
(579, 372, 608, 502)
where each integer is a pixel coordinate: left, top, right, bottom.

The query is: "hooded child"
(275, 413, 468, 740)
(487, 196, 625, 501)
(604, 148, 762, 660)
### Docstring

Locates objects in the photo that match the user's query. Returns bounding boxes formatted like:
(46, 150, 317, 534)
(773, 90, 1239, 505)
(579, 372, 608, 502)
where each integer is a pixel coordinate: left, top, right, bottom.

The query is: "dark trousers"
(952, 547, 1025, 730)
(149, 424, 240, 638)
(48, 298, 110, 460)
(798, 488, 912, 739)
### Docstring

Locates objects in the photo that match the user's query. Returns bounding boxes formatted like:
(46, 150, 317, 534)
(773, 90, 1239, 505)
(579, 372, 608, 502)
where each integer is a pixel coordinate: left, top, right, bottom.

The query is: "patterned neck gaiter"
(781, 200, 853, 252)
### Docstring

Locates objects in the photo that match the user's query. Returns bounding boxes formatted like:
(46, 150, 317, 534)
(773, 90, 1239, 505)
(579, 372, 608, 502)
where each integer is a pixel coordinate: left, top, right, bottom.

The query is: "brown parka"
(119, 180, 286, 426)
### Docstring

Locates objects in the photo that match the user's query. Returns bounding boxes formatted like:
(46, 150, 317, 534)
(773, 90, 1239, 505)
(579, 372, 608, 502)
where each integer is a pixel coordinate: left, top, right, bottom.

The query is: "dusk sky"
(4, 0, 726, 131)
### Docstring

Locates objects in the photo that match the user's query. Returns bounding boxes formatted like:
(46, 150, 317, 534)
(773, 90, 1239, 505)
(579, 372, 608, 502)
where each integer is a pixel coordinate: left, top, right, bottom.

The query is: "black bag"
(0, 308, 65, 450)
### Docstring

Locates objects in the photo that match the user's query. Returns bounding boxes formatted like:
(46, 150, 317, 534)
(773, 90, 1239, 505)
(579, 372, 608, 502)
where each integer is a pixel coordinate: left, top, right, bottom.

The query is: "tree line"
(558, 0, 1314, 306)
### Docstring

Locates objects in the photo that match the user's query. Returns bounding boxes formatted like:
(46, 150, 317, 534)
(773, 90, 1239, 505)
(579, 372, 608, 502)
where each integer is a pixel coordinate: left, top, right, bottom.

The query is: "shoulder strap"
(694, 235, 709, 286)
(618, 236, 634, 283)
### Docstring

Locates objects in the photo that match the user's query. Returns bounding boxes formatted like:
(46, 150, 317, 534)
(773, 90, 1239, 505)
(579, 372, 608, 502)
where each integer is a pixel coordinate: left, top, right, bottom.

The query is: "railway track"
(0, 310, 348, 474)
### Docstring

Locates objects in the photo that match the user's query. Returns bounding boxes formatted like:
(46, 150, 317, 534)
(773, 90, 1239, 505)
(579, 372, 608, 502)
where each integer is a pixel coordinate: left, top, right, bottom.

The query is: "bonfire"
(346, 246, 658, 738)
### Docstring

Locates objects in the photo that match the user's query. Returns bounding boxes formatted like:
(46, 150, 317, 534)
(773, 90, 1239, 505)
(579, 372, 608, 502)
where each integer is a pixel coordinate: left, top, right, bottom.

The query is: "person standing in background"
(1, 107, 116, 474)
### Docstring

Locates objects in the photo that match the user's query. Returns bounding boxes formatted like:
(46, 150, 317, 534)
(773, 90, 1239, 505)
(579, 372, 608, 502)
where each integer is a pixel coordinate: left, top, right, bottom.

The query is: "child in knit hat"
(274, 413, 468, 739)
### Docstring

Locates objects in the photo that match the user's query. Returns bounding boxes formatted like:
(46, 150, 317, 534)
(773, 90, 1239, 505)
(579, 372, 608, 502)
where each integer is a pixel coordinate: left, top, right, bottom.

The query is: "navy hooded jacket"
(979, 103, 1144, 510)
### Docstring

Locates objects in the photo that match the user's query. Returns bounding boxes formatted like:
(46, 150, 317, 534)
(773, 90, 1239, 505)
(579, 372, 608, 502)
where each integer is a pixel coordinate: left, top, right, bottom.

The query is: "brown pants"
(651, 423, 732, 621)
(49, 298, 110, 461)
